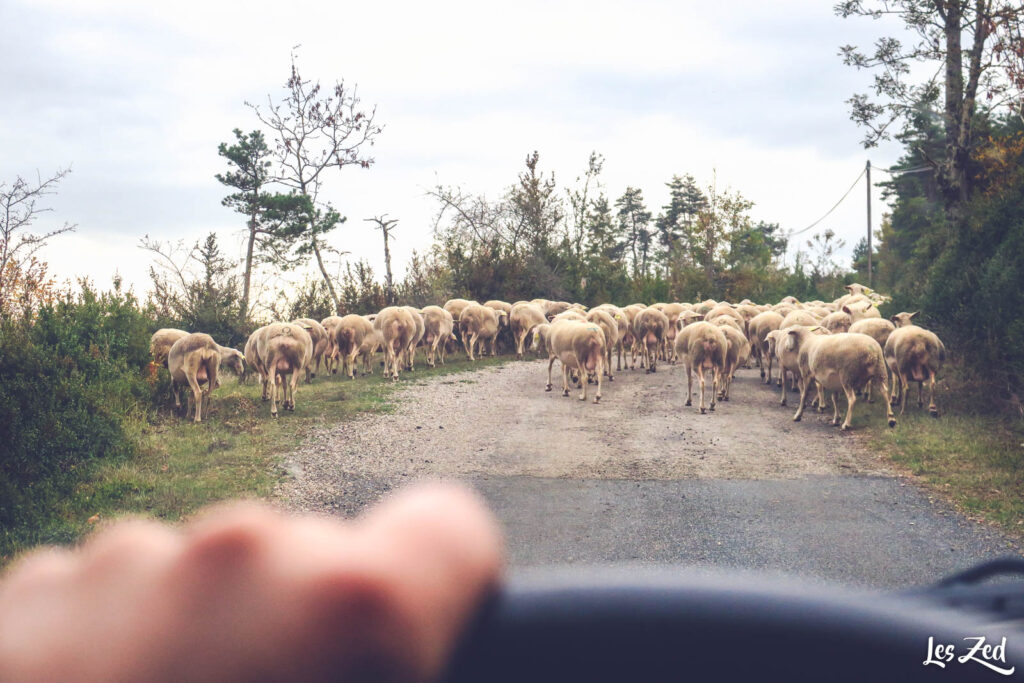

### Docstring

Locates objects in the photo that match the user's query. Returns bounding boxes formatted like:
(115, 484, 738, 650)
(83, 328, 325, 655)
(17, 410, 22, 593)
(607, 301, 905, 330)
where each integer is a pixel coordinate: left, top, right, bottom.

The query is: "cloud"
(4, 0, 914, 295)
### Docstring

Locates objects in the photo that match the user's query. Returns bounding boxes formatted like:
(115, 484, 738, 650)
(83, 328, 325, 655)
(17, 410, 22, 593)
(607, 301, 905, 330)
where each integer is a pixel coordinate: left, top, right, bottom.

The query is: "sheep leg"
(562, 364, 570, 397)
(830, 391, 841, 426)
(710, 367, 718, 412)
(698, 367, 707, 414)
(578, 361, 588, 402)
(616, 342, 622, 371)
(515, 330, 524, 360)
(185, 371, 203, 423)
(765, 352, 773, 385)
(685, 362, 693, 407)
(793, 376, 811, 422)
(594, 353, 603, 404)
(917, 380, 924, 409)
(546, 357, 556, 391)
(880, 375, 897, 427)
(268, 366, 279, 417)
(841, 385, 857, 430)
(780, 368, 788, 406)
(899, 371, 909, 416)
(288, 367, 300, 411)
(927, 371, 938, 417)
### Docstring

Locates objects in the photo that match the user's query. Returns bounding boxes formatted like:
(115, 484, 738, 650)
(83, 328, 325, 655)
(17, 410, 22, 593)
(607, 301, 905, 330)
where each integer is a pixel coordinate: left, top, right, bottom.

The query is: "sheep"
(586, 308, 619, 381)
(150, 328, 188, 368)
(216, 344, 246, 381)
(821, 310, 852, 334)
(402, 306, 426, 371)
(849, 317, 896, 349)
(709, 315, 744, 334)
(542, 300, 573, 320)
(718, 324, 750, 401)
(358, 327, 384, 375)
(320, 315, 345, 374)
(767, 325, 828, 407)
(420, 305, 454, 367)
(167, 333, 222, 423)
(539, 319, 606, 403)
(244, 326, 269, 399)
(484, 300, 513, 318)
(335, 314, 375, 379)
(704, 304, 744, 326)
(748, 310, 784, 383)
(458, 303, 505, 360)
(789, 328, 896, 430)
(443, 299, 477, 346)
(658, 303, 688, 362)
(592, 304, 631, 371)
(375, 306, 417, 380)
(552, 309, 587, 323)
(443, 298, 477, 323)
(674, 321, 727, 414)
(291, 318, 329, 381)
(256, 322, 313, 417)
(779, 310, 818, 329)
(890, 311, 919, 328)
(884, 324, 946, 416)
(842, 301, 881, 321)
(848, 317, 897, 403)
(510, 302, 547, 359)
(633, 307, 669, 373)
(484, 299, 513, 353)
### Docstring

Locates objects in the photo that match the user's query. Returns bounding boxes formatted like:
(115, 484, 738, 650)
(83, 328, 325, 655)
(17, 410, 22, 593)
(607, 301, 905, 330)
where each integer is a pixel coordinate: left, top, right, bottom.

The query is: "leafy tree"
(216, 129, 309, 318)
(509, 151, 564, 253)
(615, 187, 652, 278)
(656, 174, 707, 274)
(836, 0, 1024, 211)
(692, 177, 754, 282)
(141, 233, 248, 346)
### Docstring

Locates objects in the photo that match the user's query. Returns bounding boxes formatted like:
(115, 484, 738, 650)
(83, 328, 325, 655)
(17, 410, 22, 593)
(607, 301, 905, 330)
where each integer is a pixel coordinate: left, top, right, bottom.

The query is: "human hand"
(0, 483, 502, 682)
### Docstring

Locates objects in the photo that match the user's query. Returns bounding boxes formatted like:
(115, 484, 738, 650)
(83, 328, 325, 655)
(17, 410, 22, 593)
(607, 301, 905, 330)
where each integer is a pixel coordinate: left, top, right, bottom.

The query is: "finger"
(349, 482, 504, 679)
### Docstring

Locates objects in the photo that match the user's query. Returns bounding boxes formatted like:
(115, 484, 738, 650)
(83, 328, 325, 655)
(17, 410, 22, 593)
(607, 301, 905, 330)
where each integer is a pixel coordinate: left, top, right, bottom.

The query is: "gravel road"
(275, 358, 1017, 589)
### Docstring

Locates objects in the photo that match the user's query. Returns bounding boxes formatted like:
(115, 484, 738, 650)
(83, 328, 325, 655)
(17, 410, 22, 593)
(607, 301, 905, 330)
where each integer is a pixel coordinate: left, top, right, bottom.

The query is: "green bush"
(0, 284, 155, 535)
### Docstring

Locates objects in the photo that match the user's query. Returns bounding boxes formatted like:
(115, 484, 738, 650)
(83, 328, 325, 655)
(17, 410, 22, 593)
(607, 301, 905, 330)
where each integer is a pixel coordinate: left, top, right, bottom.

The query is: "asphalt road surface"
(277, 357, 1018, 589)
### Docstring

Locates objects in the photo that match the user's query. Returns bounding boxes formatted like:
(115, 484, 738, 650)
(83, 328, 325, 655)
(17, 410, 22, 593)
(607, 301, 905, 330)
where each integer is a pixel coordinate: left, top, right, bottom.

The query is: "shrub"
(0, 283, 155, 534)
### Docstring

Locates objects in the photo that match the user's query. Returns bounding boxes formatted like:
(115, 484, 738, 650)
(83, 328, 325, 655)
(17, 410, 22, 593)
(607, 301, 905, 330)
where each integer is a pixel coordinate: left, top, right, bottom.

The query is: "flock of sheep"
(148, 283, 946, 432)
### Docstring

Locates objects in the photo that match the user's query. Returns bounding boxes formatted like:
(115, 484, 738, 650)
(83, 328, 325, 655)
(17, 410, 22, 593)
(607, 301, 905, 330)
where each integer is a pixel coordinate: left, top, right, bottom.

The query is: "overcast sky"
(2, 0, 911, 298)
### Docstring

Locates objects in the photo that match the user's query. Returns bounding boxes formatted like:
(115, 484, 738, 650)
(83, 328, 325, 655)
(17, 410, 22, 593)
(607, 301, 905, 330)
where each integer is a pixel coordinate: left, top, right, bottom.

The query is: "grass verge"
(866, 408, 1024, 534)
(2, 352, 515, 563)
(850, 362, 1024, 537)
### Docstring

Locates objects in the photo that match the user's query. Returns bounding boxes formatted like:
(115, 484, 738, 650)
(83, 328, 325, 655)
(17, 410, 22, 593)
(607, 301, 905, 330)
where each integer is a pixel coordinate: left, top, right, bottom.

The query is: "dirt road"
(276, 358, 1015, 589)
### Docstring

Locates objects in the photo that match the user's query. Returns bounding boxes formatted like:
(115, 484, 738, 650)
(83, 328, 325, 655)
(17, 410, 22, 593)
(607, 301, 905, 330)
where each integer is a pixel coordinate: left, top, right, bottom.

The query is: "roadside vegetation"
(0, 320, 512, 564)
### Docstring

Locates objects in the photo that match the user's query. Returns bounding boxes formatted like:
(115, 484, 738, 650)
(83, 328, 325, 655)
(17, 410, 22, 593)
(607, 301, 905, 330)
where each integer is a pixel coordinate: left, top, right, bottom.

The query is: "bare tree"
(364, 215, 399, 304)
(0, 168, 75, 309)
(247, 50, 383, 312)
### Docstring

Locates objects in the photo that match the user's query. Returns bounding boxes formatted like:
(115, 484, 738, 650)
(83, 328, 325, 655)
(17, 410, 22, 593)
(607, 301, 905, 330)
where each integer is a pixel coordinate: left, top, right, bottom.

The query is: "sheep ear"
(844, 284, 852, 291)
(841, 305, 851, 315)
(910, 311, 918, 319)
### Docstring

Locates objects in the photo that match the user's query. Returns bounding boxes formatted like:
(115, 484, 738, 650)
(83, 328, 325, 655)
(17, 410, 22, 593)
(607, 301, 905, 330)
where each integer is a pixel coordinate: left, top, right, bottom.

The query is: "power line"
(789, 168, 866, 237)
(876, 164, 932, 175)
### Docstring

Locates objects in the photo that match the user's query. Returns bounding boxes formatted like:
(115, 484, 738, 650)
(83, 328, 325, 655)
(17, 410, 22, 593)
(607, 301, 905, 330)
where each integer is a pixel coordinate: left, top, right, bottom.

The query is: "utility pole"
(866, 160, 873, 288)
(364, 215, 398, 305)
